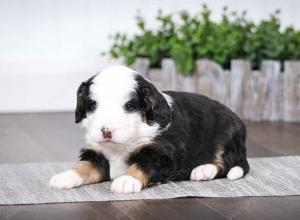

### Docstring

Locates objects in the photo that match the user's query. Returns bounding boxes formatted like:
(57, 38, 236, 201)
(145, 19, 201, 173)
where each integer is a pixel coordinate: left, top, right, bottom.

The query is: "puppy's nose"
(101, 127, 112, 139)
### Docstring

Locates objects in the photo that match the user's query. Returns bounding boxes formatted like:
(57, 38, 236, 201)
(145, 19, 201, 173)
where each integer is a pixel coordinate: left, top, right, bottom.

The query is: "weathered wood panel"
(196, 74, 213, 98)
(243, 70, 268, 121)
(131, 58, 150, 78)
(195, 59, 226, 103)
(161, 59, 197, 92)
(175, 73, 197, 93)
(261, 60, 282, 121)
(283, 61, 300, 121)
(161, 59, 181, 91)
(147, 68, 167, 90)
(230, 60, 251, 117)
(222, 70, 231, 107)
(133, 58, 300, 121)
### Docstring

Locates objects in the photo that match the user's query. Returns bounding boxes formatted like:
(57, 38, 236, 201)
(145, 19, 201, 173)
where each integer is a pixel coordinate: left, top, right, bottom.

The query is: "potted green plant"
(105, 5, 300, 122)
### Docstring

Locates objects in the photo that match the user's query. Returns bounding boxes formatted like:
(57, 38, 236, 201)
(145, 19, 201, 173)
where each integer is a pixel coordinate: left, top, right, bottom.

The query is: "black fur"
(77, 74, 249, 185)
(127, 91, 250, 183)
(75, 75, 96, 123)
(79, 148, 110, 181)
(134, 75, 171, 128)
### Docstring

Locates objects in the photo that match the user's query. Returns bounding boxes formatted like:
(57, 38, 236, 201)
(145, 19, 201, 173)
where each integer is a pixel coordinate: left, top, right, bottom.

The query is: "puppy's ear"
(75, 76, 95, 123)
(136, 75, 171, 128)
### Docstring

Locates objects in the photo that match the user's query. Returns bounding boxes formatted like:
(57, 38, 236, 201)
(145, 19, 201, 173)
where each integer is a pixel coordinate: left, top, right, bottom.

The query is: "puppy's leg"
(111, 163, 148, 193)
(50, 149, 109, 189)
(49, 161, 102, 189)
(190, 164, 219, 181)
(190, 144, 249, 181)
(190, 145, 224, 181)
(111, 147, 174, 194)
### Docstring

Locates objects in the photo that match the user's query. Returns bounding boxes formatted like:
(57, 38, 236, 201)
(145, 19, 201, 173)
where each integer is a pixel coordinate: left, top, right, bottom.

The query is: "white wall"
(1, 0, 299, 112)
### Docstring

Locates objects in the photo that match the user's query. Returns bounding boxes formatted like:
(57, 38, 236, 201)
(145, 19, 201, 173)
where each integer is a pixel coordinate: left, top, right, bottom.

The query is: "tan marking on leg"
(127, 163, 148, 188)
(214, 145, 224, 172)
(73, 161, 102, 184)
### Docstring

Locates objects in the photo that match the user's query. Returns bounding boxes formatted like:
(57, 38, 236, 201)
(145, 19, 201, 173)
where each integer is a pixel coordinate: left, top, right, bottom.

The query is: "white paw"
(190, 164, 218, 181)
(49, 170, 83, 189)
(227, 166, 244, 180)
(111, 175, 142, 194)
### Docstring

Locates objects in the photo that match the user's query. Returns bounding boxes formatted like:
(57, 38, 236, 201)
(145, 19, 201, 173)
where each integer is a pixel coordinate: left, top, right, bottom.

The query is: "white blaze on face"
(81, 66, 159, 150)
(84, 66, 137, 145)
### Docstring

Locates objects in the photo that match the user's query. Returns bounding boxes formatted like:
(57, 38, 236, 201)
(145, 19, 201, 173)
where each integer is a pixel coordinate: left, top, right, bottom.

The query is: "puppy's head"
(75, 66, 171, 147)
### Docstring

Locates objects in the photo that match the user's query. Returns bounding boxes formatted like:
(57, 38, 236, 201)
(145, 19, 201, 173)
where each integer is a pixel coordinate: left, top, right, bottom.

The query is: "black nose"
(101, 127, 112, 139)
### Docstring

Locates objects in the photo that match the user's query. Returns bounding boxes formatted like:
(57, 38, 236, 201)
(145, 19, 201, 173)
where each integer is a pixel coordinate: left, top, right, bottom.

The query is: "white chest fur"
(85, 124, 162, 180)
(85, 144, 132, 180)
(107, 152, 129, 180)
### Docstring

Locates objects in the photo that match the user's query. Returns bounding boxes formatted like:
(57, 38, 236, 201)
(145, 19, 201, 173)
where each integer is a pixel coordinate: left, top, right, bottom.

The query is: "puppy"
(49, 66, 249, 193)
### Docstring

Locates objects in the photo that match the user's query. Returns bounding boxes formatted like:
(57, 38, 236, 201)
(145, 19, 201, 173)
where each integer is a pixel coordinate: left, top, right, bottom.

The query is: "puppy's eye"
(124, 101, 137, 112)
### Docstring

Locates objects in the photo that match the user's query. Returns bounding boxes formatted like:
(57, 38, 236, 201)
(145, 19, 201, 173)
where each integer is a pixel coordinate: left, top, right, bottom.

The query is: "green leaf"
(106, 6, 300, 73)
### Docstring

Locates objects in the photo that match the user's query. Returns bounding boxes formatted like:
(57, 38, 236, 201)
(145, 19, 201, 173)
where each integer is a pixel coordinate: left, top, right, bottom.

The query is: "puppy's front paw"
(49, 170, 83, 189)
(111, 175, 142, 194)
(190, 164, 218, 181)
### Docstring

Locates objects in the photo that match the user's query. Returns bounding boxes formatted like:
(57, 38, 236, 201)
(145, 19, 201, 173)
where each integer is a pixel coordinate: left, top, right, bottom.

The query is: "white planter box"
(133, 57, 300, 122)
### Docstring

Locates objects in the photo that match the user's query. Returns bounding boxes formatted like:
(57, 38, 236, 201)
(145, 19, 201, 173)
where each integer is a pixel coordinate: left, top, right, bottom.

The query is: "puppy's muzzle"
(101, 127, 112, 139)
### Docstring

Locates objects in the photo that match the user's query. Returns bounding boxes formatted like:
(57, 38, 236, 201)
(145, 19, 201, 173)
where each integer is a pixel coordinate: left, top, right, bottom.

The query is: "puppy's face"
(75, 66, 171, 147)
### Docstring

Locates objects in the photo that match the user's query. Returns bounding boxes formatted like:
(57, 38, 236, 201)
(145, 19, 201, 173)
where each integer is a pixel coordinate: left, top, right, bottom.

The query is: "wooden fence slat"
(131, 58, 150, 78)
(230, 60, 251, 117)
(195, 59, 225, 103)
(175, 74, 198, 93)
(223, 70, 231, 107)
(148, 69, 166, 91)
(161, 59, 180, 91)
(283, 61, 300, 121)
(161, 59, 197, 92)
(243, 70, 268, 121)
(261, 60, 282, 121)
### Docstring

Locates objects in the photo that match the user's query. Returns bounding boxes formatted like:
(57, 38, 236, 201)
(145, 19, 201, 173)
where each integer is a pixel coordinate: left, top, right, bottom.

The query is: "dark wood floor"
(0, 113, 299, 220)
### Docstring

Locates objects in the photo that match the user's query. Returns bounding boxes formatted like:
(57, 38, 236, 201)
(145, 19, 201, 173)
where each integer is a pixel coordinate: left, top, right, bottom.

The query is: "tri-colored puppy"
(49, 66, 249, 193)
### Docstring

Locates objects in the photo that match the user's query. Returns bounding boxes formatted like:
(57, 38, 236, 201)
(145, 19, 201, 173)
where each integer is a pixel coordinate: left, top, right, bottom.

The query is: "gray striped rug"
(0, 156, 299, 205)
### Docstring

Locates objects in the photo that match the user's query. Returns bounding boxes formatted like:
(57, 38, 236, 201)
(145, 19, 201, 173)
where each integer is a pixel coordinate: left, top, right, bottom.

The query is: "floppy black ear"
(75, 76, 95, 123)
(136, 75, 171, 128)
